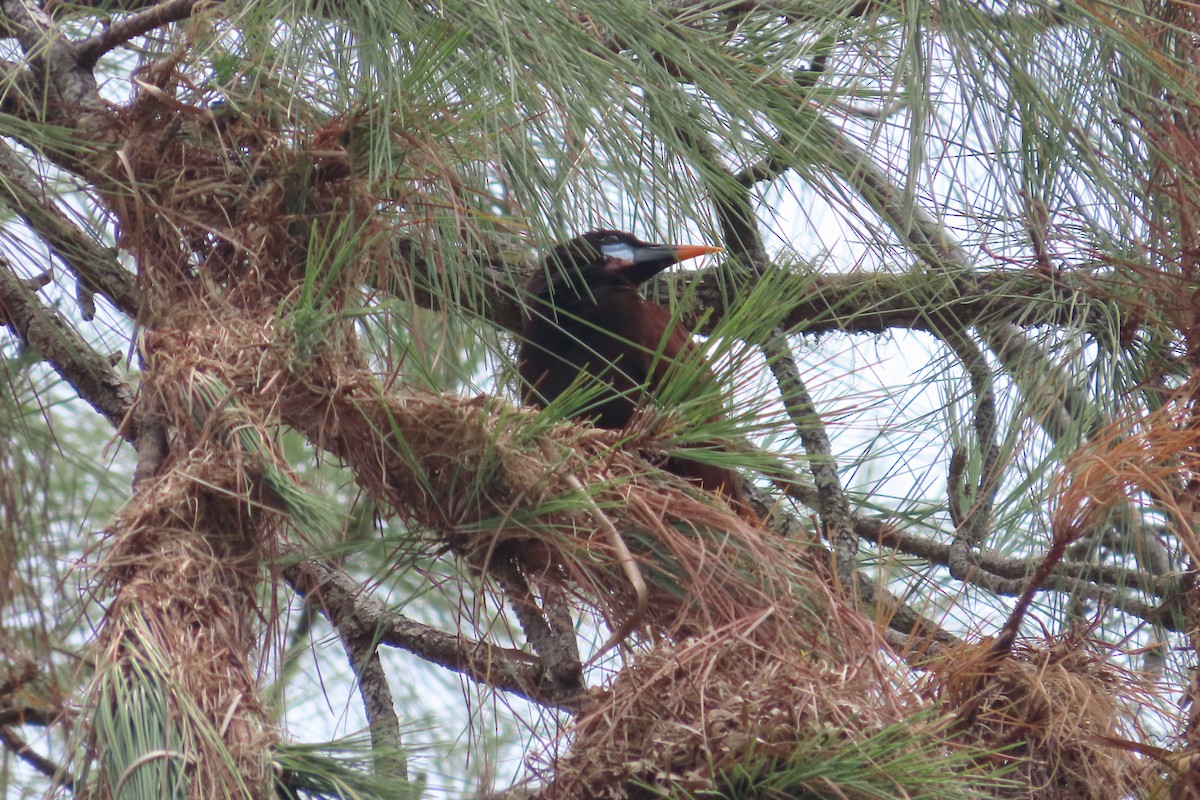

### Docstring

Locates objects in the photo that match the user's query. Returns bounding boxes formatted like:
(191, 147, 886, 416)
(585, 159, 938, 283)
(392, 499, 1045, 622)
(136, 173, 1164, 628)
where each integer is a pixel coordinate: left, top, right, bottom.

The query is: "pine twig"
(539, 441, 648, 666)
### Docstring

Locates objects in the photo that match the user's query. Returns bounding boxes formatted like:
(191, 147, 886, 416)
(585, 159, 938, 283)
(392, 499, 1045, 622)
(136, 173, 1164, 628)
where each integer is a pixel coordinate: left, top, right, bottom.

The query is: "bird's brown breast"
(519, 287, 688, 422)
(519, 286, 748, 511)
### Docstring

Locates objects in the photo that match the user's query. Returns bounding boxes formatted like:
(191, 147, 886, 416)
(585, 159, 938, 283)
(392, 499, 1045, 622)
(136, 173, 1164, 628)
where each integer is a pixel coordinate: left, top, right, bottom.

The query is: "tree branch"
(283, 553, 585, 714)
(0, 139, 138, 319)
(941, 330, 1002, 579)
(489, 557, 583, 693)
(0, 726, 74, 793)
(773, 453, 1180, 628)
(75, 0, 209, 68)
(395, 236, 1136, 354)
(862, 521, 1180, 628)
(0, 257, 136, 435)
(674, 108, 863, 595)
(0, 0, 106, 116)
(339, 630, 407, 778)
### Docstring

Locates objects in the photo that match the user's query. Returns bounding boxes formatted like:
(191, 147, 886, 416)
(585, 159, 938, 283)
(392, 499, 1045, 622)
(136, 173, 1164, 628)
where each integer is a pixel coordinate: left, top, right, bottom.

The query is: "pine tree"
(0, 1, 1194, 797)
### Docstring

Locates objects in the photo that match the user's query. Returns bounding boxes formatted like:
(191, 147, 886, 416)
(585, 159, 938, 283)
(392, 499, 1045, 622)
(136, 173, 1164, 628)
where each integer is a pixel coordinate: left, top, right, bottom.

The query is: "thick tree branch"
(396, 237, 1135, 352)
(0, 0, 106, 116)
(0, 257, 136, 435)
(75, 0, 209, 67)
(0, 727, 74, 793)
(0, 139, 138, 319)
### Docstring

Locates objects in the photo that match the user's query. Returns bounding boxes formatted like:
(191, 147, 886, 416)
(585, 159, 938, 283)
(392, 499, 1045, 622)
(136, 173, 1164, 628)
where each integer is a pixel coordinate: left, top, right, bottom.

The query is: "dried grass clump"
(1050, 398, 1200, 562)
(103, 60, 375, 320)
(924, 637, 1148, 798)
(138, 316, 861, 649)
(94, 450, 279, 799)
(535, 624, 913, 800)
(277, 348, 839, 643)
(90, 316, 310, 800)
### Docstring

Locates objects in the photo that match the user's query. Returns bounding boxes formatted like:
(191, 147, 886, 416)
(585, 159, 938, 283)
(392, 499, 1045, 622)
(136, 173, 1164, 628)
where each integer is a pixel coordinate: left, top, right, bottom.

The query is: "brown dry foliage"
(1050, 397, 1200, 563)
(101, 62, 376, 322)
(137, 313, 871, 650)
(97, 452, 280, 798)
(534, 609, 908, 799)
(85, 61, 376, 798)
(1030, 395, 1200, 798)
(924, 636, 1149, 799)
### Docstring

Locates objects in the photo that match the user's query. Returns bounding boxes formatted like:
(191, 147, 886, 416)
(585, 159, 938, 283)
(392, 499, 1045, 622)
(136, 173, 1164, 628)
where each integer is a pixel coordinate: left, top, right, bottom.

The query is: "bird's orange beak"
(610, 239, 723, 284)
(671, 244, 724, 263)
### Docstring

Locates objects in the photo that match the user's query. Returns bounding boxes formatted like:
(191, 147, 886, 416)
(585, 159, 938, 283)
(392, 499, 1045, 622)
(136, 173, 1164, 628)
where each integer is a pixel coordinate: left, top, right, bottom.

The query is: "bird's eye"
(600, 234, 622, 246)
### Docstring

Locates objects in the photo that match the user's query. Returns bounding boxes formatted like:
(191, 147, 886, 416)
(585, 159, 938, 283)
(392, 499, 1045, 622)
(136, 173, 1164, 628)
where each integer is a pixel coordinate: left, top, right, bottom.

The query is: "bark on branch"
(284, 553, 585, 713)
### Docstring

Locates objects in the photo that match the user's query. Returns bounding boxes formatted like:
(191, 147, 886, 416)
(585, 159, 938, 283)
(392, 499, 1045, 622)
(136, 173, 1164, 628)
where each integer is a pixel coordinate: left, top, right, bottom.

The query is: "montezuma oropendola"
(518, 230, 748, 512)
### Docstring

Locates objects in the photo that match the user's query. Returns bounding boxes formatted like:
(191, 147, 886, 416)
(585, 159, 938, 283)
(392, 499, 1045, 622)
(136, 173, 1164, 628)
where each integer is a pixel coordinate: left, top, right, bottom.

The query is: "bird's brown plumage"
(518, 230, 749, 513)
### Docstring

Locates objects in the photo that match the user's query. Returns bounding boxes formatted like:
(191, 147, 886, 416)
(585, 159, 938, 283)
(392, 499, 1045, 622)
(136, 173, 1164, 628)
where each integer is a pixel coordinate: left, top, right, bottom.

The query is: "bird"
(518, 229, 748, 512)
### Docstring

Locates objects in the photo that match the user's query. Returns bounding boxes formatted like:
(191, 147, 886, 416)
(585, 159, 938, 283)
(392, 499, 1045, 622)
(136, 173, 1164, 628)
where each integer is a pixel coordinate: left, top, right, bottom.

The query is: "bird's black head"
(528, 230, 721, 304)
